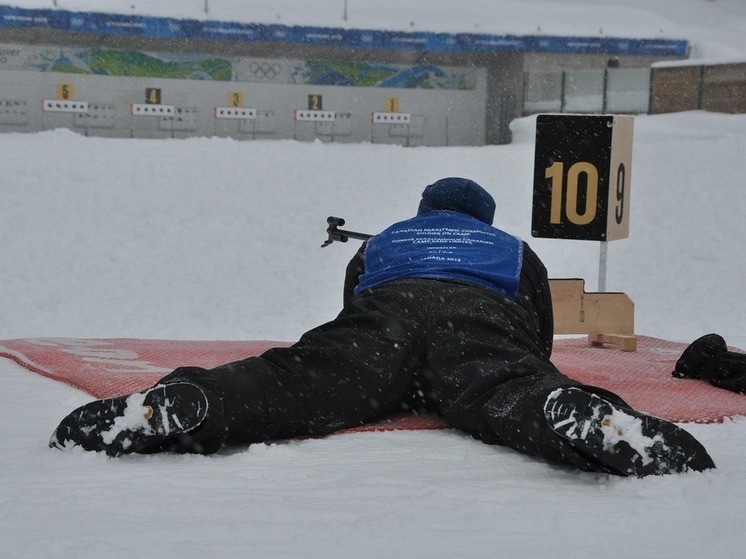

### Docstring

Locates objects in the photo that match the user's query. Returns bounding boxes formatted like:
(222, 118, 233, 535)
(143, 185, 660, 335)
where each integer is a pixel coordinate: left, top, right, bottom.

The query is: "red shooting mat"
(1, 336, 744, 428)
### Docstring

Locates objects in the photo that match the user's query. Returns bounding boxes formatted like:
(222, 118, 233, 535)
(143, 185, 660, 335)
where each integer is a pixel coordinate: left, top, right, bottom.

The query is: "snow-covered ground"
(2, 111, 744, 559)
(1, 1, 745, 558)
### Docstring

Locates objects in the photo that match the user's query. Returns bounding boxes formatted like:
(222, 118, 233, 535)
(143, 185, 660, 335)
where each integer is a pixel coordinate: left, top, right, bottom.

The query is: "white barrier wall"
(0, 66, 489, 146)
(0, 5, 688, 145)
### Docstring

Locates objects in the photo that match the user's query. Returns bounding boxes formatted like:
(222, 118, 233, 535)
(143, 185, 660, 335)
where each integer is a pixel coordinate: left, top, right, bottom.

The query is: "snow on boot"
(544, 387, 716, 477)
(50, 382, 209, 456)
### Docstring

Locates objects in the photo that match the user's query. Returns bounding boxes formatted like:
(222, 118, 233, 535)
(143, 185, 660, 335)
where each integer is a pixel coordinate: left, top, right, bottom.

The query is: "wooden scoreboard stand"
(533, 114, 637, 351)
(549, 279, 636, 352)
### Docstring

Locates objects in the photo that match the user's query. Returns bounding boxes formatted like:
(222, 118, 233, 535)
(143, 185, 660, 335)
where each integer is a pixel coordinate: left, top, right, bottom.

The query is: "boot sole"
(50, 383, 208, 456)
(545, 388, 716, 476)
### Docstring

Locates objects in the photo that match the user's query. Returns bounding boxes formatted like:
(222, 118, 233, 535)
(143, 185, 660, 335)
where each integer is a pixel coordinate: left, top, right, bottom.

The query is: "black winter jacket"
(342, 240, 555, 357)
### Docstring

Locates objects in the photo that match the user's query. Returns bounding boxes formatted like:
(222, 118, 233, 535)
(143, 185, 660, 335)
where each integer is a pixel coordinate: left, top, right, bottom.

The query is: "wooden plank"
(702, 64, 746, 113)
(649, 66, 701, 113)
(549, 278, 637, 351)
(588, 333, 638, 352)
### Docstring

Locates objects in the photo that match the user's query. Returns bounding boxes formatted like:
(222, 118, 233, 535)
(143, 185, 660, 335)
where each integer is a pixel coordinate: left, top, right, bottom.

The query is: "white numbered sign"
(532, 114, 633, 241)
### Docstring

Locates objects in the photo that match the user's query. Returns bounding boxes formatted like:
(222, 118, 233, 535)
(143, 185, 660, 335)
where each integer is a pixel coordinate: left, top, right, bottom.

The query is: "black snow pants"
(162, 278, 621, 472)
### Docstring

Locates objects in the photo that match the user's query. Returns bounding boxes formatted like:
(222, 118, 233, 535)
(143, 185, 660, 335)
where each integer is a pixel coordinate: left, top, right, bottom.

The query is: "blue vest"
(354, 211, 523, 300)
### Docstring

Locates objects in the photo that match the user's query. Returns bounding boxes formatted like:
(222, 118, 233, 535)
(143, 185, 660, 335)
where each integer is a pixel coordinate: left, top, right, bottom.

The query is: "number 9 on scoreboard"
(531, 114, 633, 241)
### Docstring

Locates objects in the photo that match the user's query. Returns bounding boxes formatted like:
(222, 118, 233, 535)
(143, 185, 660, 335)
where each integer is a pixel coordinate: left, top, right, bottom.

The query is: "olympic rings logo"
(249, 62, 281, 79)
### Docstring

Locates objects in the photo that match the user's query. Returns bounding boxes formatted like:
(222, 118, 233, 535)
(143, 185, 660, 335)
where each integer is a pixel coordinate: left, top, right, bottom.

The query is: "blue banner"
(0, 6, 688, 57)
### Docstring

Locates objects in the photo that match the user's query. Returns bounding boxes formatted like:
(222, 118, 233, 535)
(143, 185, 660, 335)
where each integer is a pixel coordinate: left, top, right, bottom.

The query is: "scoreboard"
(532, 114, 634, 241)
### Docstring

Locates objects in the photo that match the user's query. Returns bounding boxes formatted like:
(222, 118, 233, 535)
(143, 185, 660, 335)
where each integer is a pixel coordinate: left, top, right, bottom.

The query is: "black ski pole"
(321, 216, 372, 248)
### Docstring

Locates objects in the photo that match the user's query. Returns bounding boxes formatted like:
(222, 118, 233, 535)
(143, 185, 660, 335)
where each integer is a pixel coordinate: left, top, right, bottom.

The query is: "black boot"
(544, 388, 716, 477)
(50, 382, 221, 456)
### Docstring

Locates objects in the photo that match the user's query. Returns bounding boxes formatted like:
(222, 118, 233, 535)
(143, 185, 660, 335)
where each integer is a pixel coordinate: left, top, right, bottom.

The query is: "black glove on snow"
(673, 333, 746, 394)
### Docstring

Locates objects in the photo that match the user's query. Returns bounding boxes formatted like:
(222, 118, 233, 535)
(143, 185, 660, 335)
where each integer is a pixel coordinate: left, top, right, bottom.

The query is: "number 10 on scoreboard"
(531, 114, 634, 241)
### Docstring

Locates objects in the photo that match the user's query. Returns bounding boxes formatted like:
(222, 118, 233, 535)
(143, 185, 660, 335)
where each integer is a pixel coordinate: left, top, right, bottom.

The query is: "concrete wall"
(0, 5, 691, 145)
(0, 63, 490, 145)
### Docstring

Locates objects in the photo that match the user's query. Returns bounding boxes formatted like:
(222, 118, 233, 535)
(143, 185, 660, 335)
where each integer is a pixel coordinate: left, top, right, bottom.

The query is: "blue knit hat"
(417, 177, 496, 225)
